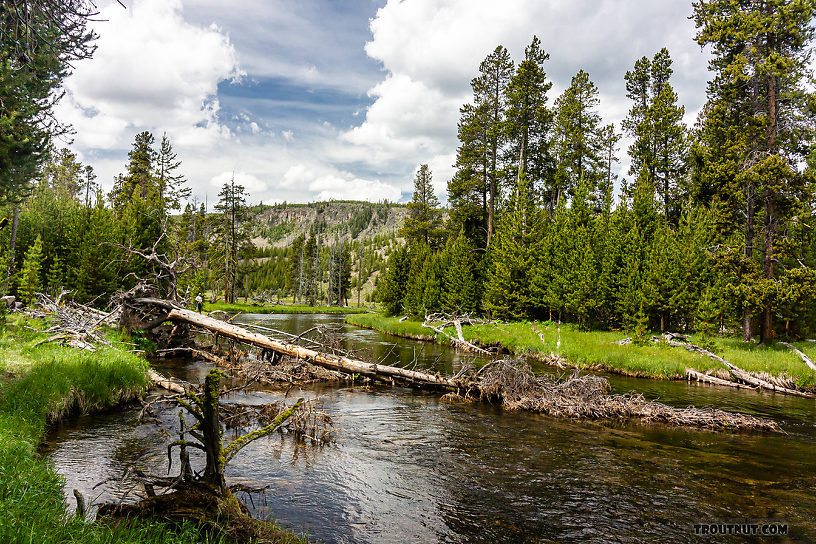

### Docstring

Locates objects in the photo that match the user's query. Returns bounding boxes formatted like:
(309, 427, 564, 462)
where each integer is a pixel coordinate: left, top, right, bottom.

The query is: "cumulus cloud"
(345, 0, 709, 193)
(210, 170, 268, 195)
(56, 0, 241, 151)
(280, 164, 401, 202)
(54, 0, 713, 205)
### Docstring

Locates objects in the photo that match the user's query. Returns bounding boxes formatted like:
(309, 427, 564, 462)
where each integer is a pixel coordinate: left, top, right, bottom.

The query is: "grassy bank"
(346, 314, 816, 389)
(205, 301, 370, 315)
(0, 315, 306, 543)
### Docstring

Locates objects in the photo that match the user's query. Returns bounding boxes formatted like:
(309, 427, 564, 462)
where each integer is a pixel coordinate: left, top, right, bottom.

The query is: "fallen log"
(421, 318, 491, 355)
(148, 369, 187, 394)
(778, 341, 816, 372)
(667, 339, 813, 398)
(156, 347, 230, 366)
(685, 368, 747, 389)
(129, 298, 460, 391)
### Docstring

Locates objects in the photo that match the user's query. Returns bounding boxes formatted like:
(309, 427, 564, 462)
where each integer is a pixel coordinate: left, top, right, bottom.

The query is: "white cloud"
(210, 170, 268, 195)
(345, 0, 709, 195)
(54, 0, 713, 206)
(310, 175, 401, 202)
(280, 163, 401, 202)
(56, 0, 241, 151)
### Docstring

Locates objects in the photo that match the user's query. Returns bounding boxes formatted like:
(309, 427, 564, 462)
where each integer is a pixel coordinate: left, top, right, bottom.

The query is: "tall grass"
(346, 313, 439, 339)
(0, 319, 225, 543)
(346, 314, 816, 388)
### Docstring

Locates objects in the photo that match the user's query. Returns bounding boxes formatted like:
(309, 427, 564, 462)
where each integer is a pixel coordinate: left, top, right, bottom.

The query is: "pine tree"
(214, 177, 252, 303)
(484, 169, 542, 320)
(448, 103, 490, 248)
(110, 131, 158, 211)
(156, 133, 191, 211)
(301, 234, 319, 306)
(693, 0, 816, 343)
(442, 234, 480, 314)
(401, 165, 443, 248)
(17, 235, 43, 304)
(378, 245, 411, 316)
(552, 70, 605, 213)
(0, 1, 95, 204)
(472, 45, 514, 247)
(623, 49, 687, 225)
(404, 244, 431, 317)
(506, 36, 554, 211)
(287, 234, 305, 301)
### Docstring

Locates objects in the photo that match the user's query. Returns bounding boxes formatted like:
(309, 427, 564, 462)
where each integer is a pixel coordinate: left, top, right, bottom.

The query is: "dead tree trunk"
(778, 341, 816, 372)
(126, 298, 460, 390)
(667, 339, 813, 398)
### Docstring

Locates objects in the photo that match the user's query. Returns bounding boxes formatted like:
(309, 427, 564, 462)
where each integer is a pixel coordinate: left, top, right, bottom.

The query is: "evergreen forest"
(379, 4, 816, 343)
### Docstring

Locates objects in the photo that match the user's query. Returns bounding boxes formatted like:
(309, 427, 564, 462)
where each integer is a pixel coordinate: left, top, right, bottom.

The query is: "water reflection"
(44, 314, 816, 543)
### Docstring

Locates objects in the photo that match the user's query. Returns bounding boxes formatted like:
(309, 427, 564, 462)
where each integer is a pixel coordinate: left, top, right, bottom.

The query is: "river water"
(43, 314, 816, 543)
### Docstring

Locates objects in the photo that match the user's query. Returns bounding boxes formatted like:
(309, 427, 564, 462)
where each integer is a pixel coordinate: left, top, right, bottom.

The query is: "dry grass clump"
(472, 359, 779, 432)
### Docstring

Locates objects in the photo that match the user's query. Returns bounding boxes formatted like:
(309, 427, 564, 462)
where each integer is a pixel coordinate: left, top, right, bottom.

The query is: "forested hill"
(248, 201, 408, 249)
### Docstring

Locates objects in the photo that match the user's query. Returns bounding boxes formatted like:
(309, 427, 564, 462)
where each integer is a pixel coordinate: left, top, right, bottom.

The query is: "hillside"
(243, 201, 410, 306)
(249, 200, 408, 249)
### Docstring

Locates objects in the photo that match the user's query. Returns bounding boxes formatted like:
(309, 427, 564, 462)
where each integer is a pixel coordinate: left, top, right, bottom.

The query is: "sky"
(54, 0, 712, 207)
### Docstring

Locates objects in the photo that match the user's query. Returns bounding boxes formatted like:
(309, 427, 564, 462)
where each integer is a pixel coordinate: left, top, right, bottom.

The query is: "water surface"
(44, 313, 816, 543)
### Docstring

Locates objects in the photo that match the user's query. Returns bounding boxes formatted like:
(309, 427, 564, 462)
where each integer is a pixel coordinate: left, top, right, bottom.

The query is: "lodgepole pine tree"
(693, 0, 816, 343)
(402, 165, 443, 249)
(506, 36, 554, 212)
(624, 49, 687, 225)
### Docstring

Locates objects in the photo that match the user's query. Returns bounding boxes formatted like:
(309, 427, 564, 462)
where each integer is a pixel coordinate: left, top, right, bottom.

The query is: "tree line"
(0, 132, 256, 306)
(379, 0, 816, 343)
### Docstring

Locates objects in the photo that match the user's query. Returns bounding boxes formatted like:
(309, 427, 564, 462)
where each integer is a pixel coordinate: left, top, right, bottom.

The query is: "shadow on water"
(44, 314, 816, 544)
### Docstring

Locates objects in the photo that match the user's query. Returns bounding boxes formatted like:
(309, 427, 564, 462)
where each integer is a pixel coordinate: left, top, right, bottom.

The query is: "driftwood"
(667, 339, 813, 398)
(125, 298, 460, 391)
(685, 368, 747, 389)
(421, 314, 491, 355)
(778, 341, 816, 372)
(28, 292, 115, 350)
(471, 359, 777, 431)
(121, 297, 783, 432)
(156, 346, 230, 366)
(148, 369, 188, 394)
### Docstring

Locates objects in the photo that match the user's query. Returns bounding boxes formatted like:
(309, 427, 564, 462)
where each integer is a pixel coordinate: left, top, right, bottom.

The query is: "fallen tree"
(465, 359, 778, 431)
(122, 297, 461, 390)
(665, 337, 813, 398)
(100, 369, 311, 542)
(421, 313, 492, 355)
(120, 297, 781, 431)
(778, 341, 816, 372)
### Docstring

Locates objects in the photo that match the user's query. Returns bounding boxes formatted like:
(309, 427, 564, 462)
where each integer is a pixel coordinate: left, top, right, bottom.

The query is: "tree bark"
(201, 370, 226, 494)
(132, 298, 461, 390)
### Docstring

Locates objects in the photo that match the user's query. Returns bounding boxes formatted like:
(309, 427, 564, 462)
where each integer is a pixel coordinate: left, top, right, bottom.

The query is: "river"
(43, 313, 816, 543)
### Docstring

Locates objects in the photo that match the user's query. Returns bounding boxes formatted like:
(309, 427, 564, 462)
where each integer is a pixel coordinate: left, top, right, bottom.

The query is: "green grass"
(346, 313, 439, 339)
(0, 316, 307, 543)
(346, 314, 816, 388)
(205, 301, 369, 315)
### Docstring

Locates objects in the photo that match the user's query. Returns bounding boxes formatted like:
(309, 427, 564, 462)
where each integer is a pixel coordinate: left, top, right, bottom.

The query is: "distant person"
(195, 293, 203, 313)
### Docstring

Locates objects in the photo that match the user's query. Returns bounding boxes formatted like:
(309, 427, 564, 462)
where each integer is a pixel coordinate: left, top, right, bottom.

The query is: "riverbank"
(0, 314, 307, 544)
(205, 301, 370, 315)
(346, 314, 816, 390)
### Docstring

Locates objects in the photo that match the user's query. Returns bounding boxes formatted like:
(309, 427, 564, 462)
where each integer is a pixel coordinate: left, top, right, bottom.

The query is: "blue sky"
(55, 0, 711, 206)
